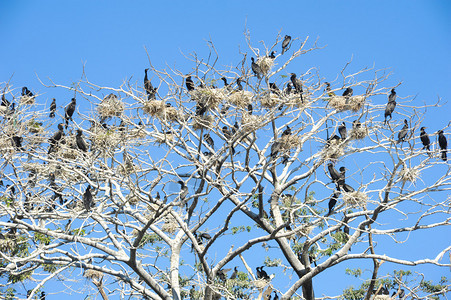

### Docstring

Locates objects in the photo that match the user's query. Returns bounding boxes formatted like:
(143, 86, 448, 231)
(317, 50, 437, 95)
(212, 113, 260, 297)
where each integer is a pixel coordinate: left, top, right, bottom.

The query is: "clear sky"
(1, 0, 450, 298)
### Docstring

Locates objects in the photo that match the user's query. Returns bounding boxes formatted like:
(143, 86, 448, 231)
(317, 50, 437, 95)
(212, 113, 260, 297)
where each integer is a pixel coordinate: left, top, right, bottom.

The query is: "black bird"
(12, 136, 24, 151)
(326, 191, 340, 216)
(236, 77, 244, 91)
(281, 35, 291, 54)
(247, 103, 253, 115)
(384, 89, 397, 125)
(284, 82, 292, 96)
(269, 82, 281, 95)
(185, 75, 195, 92)
(273, 291, 279, 300)
(256, 266, 262, 279)
(203, 133, 214, 149)
(217, 269, 230, 282)
(338, 166, 355, 192)
(222, 126, 232, 140)
(178, 181, 189, 205)
(399, 289, 405, 298)
(64, 98, 76, 127)
(342, 87, 353, 98)
(343, 224, 350, 236)
(1, 88, 10, 108)
(40, 291, 46, 300)
(271, 141, 281, 158)
(352, 120, 361, 129)
(76, 129, 88, 152)
(21, 86, 34, 97)
(49, 98, 56, 118)
(144, 68, 157, 100)
(438, 130, 447, 161)
(326, 135, 341, 148)
(269, 51, 276, 59)
(199, 232, 211, 240)
(83, 185, 94, 211)
(420, 127, 431, 151)
(281, 126, 291, 137)
(397, 119, 409, 144)
(258, 266, 270, 280)
(290, 73, 304, 102)
(325, 82, 335, 97)
(230, 266, 238, 279)
(338, 122, 347, 140)
(232, 122, 239, 135)
(251, 57, 262, 79)
(221, 77, 232, 92)
(195, 102, 207, 116)
(328, 163, 341, 186)
(48, 123, 64, 154)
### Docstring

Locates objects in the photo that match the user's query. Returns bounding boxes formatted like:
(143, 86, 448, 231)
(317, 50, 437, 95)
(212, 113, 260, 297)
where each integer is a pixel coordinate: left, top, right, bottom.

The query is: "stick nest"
(161, 217, 179, 234)
(399, 167, 420, 183)
(228, 91, 253, 108)
(329, 95, 365, 112)
(154, 132, 174, 145)
(260, 93, 281, 108)
(241, 114, 262, 132)
(143, 100, 164, 116)
(84, 269, 104, 280)
(20, 95, 35, 105)
(350, 125, 368, 140)
(190, 88, 226, 111)
(322, 143, 345, 160)
(343, 191, 368, 207)
(257, 57, 275, 75)
(253, 278, 271, 289)
(279, 135, 301, 150)
(27, 120, 44, 134)
(160, 106, 180, 122)
(90, 124, 121, 155)
(98, 94, 124, 117)
(192, 115, 214, 130)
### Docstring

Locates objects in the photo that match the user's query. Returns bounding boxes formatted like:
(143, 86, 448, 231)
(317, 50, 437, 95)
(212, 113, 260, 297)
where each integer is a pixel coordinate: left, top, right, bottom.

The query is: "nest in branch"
(0, 137, 12, 152)
(143, 100, 164, 116)
(129, 127, 147, 139)
(154, 132, 174, 145)
(257, 57, 275, 75)
(253, 278, 271, 289)
(84, 269, 104, 280)
(160, 106, 179, 122)
(329, 95, 365, 112)
(241, 114, 261, 132)
(190, 88, 226, 111)
(192, 115, 214, 130)
(322, 143, 345, 160)
(20, 95, 35, 105)
(399, 167, 420, 183)
(228, 90, 253, 108)
(91, 124, 121, 149)
(343, 191, 368, 207)
(98, 94, 124, 118)
(127, 194, 140, 205)
(117, 162, 135, 176)
(161, 216, 179, 234)
(350, 125, 368, 140)
(279, 134, 301, 150)
(27, 120, 44, 134)
(260, 92, 280, 108)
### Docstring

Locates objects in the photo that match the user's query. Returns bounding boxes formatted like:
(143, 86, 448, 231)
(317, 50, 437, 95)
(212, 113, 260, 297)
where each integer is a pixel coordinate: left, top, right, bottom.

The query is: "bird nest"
(343, 191, 368, 207)
(228, 91, 253, 108)
(98, 94, 124, 118)
(192, 115, 214, 130)
(27, 120, 44, 134)
(329, 96, 365, 112)
(143, 100, 164, 116)
(160, 106, 179, 122)
(117, 162, 135, 176)
(260, 93, 280, 108)
(161, 217, 179, 234)
(84, 269, 104, 280)
(90, 126, 121, 154)
(286, 94, 305, 108)
(350, 126, 368, 140)
(153, 132, 174, 145)
(190, 88, 226, 111)
(399, 167, 420, 183)
(322, 143, 345, 160)
(0, 137, 12, 152)
(241, 114, 262, 132)
(257, 57, 274, 75)
(279, 135, 301, 150)
(253, 278, 271, 289)
(20, 95, 35, 105)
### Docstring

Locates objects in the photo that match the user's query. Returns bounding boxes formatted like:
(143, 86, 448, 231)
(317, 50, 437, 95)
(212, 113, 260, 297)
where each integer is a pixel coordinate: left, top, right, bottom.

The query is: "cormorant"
(222, 126, 232, 140)
(273, 291, 279, 300)
(83, 185, 93, 211)
(251, 57, 262, 79)
(258, 266, 270, 280)
(397, 119, 408, 144)
(438, 130, 447, 161)
(230, 266, 238, 279)
(325, 82, 335, 97)
(399, 289, 405, 298)
(281, 35, 291, 54)
(195, 102, 207, 116)
(12, 136, 24, 151)
(271, 141, 281, 158)
(247, 103, 253, 115)
(327, 163, 341, 185)
(384, 89, 396, 125)
(236, 77, 243, 91)
(290, 73, 303, 102)
(48, 123, 64, 154)
(221, 77, 232, 92)
(178, 181, 188, 205)
(76, 129, 88, 152)
(326, 191, 340, 216)
(217, 269, 230, 282)
(284, 82, 292, 95)
(281, 126, 291, 137)
(338, 122, 347, 140)
(144, 68, 157, 100)
(185, 75, 195, 92)
(232, 122, 239, 135)
(326, 135, 341, 147)
(352, 120, 361, 129)
(64, 98, 76, 127)
(342, 87, 353, 98)
(343, 224, 350, 236)
(21, 86, 33, 97)
(49, 98, 56, 118)
(199, 232, 211, 240)
(269, 51, 276, 59)
(1, 88, 10, 108)
(40, 291, 46, 300)
(420, 127, 431, 151)
(203, 133, 214, 149)
(256, 266, 262, 279)
(269, 82, 281, 95)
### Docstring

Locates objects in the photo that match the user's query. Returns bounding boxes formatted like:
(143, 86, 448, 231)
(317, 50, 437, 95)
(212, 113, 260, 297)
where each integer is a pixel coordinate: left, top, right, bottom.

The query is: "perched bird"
(196, 102, 207, 116)
(281, 35, 291, 54)
(339, 166, 355, 192)
(49, 98, 56, 118)
(1, 88, 10, 108)
(251, 57, 262, 79)
(342, 87, 353, 98)
(217, 269, 230, 282)
(199, 232, 211, 241)
(230, 266, 238, 279)
(397, 119, 409, 144)
(281, 126, 291, 137)
(12, 136, 24, 151)
(221, 77, 232, 92)
(327, 163, 341, 186)
(399, 289, 405, 298)
(420, 127, 431, 151)
(236, 77, 244, 91)
(257, 266, 270, 280)
(203, 133, 214, 149)
(273, 291, 279, 300)
(178, 181, 189, 204)
(338, 122, 347, 140)
(290, 73, 303, 102)
(48, 123, 64, 154)
(271, 141, 281, 158)
(438, 130, 447, 161)
(185, 75, 195, 92)
(76, 129, 88, 152)
(232, 122, 239, 135)
(40, 291, 46, 300)
(247, 103, 253, 115)
(352, 120, 361, 129)
(64, 98, 76, 127)
(384, 89, 397, 125)
(326, 135, 341, 147)
(325, 82, 335, 97)
(144, 68, 157, 100)
(83, 185, 94, 211)
(269, 82, 281, 95)
(21, 86, 34, 98)
(269, 51, 276, 59)
(326, 191, 340, 216)
(284, 82, 292, 95)
(222, 126, 232, 140)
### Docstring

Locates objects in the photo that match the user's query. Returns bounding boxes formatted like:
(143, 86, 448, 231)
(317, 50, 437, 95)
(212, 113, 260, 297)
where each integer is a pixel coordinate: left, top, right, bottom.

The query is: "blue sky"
(1, 0, 450, 298)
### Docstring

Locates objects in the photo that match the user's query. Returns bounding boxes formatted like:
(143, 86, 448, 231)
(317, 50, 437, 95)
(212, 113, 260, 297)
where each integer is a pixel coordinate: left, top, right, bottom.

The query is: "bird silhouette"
(281, 126, 291, 137)
(83, 185, 94, 211)
(384, 89, 397, 125)
(144, 68, 157, 100)
(338, 122, 347, 140)
(49, 98, 56, 118)
(64, 98, 76, 127)
(342, 87, 353, 98)
(397, 119, 408, 144)
(290, 73, 304, 102)
(203, 133, 214, 149)
(48, 123, 65, 154)
(76, 129, 88, 152)
(420, 127, 431, 152)
(438, 130, 447, 161)
(251, 57, 262, 79)
(281, 35, 291, 54)
(185, 75, 195, 92)
(230, 266, 238, 279)
(326, 191, 340, 216)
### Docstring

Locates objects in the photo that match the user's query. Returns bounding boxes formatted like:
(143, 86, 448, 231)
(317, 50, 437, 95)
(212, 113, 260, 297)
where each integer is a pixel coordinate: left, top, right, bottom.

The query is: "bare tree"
(0, 33, 449, 300)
